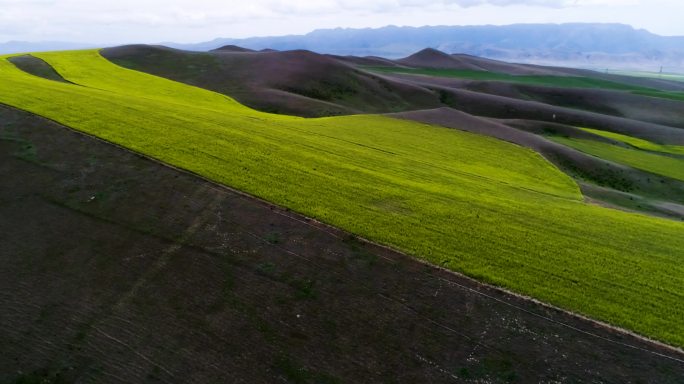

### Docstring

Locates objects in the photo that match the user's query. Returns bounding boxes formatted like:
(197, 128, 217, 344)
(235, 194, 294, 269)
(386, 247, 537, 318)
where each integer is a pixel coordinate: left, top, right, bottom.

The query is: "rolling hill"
(2, 46, 684, 381)
(169, 23, 684, 71)
(1, 49, 684, 346)
(102, 45, 439, 117)
(101, 45, 684, 220)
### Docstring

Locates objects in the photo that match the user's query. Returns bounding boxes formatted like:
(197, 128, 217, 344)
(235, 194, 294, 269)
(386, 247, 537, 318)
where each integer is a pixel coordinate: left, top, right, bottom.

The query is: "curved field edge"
(550, 136, 684, 182)
(580, 127, 684, 156)
(1, 50, 684, 347)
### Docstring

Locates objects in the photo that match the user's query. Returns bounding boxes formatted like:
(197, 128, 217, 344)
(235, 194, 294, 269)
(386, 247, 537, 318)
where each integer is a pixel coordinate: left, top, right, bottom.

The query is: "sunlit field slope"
(552, 136, 684, 182)
(581, 127, 684, 156)
(1, 50, 684, 347)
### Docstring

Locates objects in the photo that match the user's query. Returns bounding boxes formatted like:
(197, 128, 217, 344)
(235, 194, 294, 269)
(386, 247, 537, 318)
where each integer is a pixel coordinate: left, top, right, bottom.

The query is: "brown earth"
(211, 45, 256, 53)
(101, 45, 441, 117)
(3, 103, 684, 383)
(394, 75, 684, 129)
(102, 45, 684, 143)
(397, 48, 567, 76)
(327, 54, 403, 68)
(7, 55, 70, 84)
(384, 73, 684, 143)
(397, 48, 485, 71)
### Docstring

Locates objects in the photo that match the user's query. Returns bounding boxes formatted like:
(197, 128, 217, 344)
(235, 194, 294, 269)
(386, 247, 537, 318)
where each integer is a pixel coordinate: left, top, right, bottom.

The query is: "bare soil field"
(2, 103, 683, 383)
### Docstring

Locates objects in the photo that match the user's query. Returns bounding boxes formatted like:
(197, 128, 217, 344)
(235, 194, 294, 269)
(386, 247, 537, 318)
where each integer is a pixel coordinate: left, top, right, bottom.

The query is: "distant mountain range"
(2, 23, 684, 71)
(167, 23, 684, 72)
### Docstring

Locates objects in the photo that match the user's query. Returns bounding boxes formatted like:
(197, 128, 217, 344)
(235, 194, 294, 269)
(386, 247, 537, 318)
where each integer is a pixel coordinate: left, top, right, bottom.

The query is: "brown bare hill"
(431, 78, 684, 128)
(103, 45, 684, 130)
(449, 53, 566, 76)
(397, 48, 566, 75)
(7, 55, 70, 83)
(211, 44, 255, 52)
(509, 85, 684, 128)
(398, 47, 483, 70)
(329, 54, 402, 67)
(3, 104, 684, 384)
(102, 45, 441, 117)
(385, 73, 684, 145)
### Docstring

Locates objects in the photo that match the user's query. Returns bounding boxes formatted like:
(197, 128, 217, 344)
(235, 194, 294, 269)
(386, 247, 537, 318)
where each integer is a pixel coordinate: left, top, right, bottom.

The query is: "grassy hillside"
(552, 136, 684, 181)
(582, 127, 684, 155)
(1, 50, 684, 347)
(608, 70, 684, 82)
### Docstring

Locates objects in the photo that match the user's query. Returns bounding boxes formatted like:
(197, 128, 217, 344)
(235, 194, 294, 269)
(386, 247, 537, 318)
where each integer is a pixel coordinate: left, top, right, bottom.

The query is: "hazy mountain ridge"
(168, 23, 684, 71)
(3, 23, 683, 71)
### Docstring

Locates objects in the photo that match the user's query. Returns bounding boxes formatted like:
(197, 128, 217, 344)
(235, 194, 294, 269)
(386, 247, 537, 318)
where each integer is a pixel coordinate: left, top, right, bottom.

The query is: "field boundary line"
(4, 102, 683, 363)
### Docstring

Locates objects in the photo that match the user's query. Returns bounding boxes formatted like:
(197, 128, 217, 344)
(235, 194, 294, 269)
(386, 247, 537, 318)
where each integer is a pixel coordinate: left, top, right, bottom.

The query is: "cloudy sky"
(0, 0, 681, 44)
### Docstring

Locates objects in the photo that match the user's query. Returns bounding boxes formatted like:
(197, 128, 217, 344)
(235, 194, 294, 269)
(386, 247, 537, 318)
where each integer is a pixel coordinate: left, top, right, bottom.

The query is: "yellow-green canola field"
(552, 130, 684, 182)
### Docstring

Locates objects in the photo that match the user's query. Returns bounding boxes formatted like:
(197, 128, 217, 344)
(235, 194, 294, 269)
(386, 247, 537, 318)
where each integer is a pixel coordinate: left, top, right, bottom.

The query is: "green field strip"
(552, 136, 684, 181)
(581, 127, 684, 156)
(1, 50, 684, 347)
(606, 70, 684, 83)
(364, 66, 652, 91)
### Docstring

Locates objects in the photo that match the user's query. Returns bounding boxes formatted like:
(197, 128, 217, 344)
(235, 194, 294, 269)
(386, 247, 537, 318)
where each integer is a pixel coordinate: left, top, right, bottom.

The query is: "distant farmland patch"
(368, 66, 684, 103)
(365, 66, 652, 90)
(607, 70, 684, 82)
(581, 128, 684, 156)
(551, 136, 684, 181)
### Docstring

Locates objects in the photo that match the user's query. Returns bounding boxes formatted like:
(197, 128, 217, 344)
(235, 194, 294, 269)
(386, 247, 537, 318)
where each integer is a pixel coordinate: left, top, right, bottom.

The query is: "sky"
(0, 0, 681, 44)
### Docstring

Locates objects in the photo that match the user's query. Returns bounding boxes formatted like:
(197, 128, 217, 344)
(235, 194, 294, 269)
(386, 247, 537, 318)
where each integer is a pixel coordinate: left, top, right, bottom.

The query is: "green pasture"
(552, 136, 684, 182)
(365, 66, 648, 90)
(581, 128, 684, 156)
(606, 70, 684, 82)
